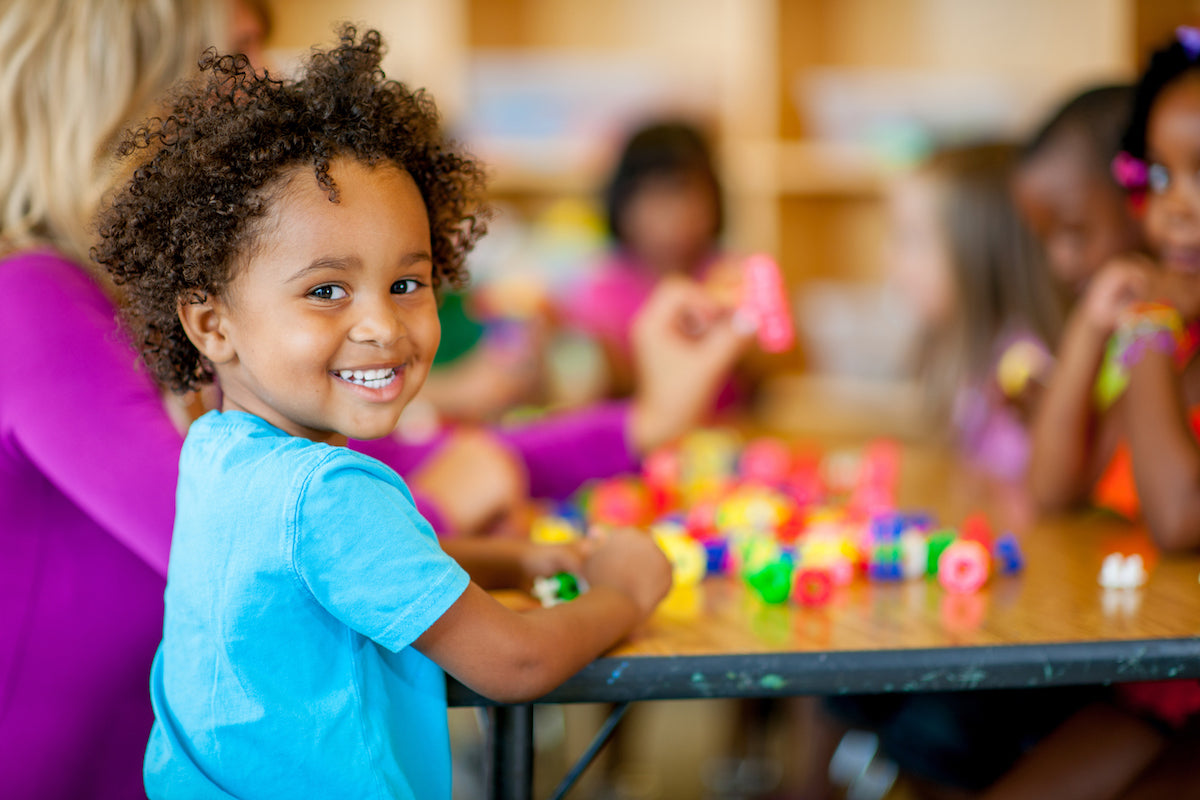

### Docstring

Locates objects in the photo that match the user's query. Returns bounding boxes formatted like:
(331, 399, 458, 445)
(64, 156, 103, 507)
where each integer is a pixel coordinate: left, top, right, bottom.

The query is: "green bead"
(926, 530, 957, 575)
(555, 572, 581, 601)
(747, 560, 793, 604)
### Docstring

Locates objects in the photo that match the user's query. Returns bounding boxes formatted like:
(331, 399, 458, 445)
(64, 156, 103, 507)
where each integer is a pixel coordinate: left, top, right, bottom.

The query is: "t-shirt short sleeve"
(290, 450, 469, 652)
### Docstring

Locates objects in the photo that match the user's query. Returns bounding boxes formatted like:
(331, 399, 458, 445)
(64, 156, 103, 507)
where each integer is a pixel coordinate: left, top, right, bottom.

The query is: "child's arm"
(1123, 345, 1200, 550)
(1029, 261, 1146, 511)
(416, 528, 671, 704)
(439, 537, 586, 591)
(1120, 272, 1200, 550)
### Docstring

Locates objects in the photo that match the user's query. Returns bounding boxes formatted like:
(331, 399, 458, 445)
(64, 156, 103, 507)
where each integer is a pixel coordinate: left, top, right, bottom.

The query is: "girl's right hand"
(582, 528, 672, 617)
(627, 275, 755, 454)
(1080, 256, 1152, 335)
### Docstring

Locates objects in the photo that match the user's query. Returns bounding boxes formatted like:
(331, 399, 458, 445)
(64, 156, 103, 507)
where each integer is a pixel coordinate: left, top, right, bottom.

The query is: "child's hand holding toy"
(628, 275, 756, 454)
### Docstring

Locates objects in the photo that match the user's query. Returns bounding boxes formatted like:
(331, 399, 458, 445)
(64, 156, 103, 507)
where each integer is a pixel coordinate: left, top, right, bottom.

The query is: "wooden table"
(448, 441, 1200, 800)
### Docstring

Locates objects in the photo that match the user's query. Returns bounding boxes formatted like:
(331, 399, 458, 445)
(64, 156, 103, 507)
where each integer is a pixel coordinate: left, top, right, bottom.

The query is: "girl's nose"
(348, 295, 405, 346)
(1164, 175, 1200, 224)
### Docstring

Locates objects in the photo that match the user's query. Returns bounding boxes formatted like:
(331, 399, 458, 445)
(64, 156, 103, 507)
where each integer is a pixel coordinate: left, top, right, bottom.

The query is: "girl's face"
(1012, 137, 1142, 295)
(885, 173, 956, 327)
(1143, 73, 1200, 274)
(193, 158, 440, 445)
(620, 170, 718, 274)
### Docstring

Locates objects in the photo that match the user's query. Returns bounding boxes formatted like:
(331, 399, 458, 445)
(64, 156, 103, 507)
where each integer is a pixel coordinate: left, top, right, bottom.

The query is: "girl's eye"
(310, 285, 348, 301)
(391, 279, 422, 295)
(1148, 163, 1171, 195)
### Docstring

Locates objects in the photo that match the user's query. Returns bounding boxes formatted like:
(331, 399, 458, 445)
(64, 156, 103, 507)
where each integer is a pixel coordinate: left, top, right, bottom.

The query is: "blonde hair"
(919, 142, 1065, 411)
(0, 0, 225, 265)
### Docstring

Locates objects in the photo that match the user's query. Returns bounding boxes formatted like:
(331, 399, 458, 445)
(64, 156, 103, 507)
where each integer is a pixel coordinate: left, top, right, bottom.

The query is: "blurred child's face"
(620, 170, 718, 273)
(1143, 74, 1200, 274)
(202, 158, 439, 445)
(885, 173, 955, 326)
(1013, 138, 1142, 294)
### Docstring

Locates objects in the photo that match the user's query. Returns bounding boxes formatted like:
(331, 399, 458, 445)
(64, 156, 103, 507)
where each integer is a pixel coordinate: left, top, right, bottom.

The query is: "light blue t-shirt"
(145, 410, 470, 799)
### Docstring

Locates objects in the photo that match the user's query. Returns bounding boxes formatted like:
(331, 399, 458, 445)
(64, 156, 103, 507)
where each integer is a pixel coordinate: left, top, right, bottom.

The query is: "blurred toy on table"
(526, 428, 1021, 609)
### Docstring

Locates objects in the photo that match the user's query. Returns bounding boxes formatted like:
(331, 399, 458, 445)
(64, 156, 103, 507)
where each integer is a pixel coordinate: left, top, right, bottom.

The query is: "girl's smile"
(179, 157, 440, 446)
(1144, 73, 1200, 274)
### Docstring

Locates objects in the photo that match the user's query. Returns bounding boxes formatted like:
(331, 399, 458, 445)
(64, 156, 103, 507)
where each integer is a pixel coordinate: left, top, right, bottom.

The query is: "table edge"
(447, 637, 1200, 707)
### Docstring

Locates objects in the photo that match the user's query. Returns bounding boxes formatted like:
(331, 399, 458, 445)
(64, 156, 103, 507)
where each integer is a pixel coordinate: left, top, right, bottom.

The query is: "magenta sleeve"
(351, 402, 639, 532)
(0, 253, 182, 576)
(496, 401, 639, 499)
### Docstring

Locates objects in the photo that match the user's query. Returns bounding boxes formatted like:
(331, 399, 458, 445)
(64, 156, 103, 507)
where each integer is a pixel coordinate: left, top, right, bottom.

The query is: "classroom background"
(257, 0, 1182, 434)
(246, 1, 1194, 798)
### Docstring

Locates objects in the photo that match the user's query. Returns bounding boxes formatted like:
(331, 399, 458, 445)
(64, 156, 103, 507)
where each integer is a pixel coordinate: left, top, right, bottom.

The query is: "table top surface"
(448, 435, 1200, 707)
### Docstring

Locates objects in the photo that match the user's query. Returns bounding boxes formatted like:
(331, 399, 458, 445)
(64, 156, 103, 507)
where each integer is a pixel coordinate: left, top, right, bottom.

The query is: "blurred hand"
(628, 275, 755, 454)
(581, 527, 672, 617)
(1080, 256, 1152, 335)
(517, 540, 591, 588)
(409, 428, 529, 537)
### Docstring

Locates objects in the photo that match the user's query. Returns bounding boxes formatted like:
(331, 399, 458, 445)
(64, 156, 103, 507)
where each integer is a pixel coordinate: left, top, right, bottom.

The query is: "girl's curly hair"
(94, 25, 488, 392)
(1121, 29, 1200, 161)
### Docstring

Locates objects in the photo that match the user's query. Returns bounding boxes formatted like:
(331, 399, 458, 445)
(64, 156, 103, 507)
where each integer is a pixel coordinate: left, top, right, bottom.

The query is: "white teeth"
(335, 368, 397, 388)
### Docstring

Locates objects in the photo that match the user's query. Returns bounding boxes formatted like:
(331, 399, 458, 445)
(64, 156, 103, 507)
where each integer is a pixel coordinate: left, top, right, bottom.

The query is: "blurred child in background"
(1013, 85, 1143, 297)
(889, 142, 1065, 482)
(560, 119, 742, 398)
(791, 142, 1084, 800)
(996, 28, 1200, 800)
(1029, 27, 1200, 550)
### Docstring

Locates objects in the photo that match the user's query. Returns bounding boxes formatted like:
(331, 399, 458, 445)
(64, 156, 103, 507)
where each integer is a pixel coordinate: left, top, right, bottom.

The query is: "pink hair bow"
(1111, 151, 1147, 189)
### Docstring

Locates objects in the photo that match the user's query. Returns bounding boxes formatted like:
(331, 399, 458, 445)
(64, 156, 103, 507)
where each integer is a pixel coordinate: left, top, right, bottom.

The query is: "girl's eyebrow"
(284, 251, 432, 283)
(285, 256, 355, 283)
(401, 251, 434, 267)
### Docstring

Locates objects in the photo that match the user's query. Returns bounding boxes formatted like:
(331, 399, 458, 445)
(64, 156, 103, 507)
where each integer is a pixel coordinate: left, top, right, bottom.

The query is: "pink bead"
(739, 438, 793, 484)
(937, 540, 990, 594)
(740, 254, 795, 353)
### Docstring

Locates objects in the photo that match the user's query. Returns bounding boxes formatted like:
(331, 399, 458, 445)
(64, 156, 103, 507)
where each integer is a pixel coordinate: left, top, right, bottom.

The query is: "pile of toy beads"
(529, 429, 1024, 607)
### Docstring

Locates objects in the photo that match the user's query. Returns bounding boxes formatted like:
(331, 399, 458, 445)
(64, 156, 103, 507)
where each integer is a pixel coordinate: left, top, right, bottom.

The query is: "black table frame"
(448, 637, 1200, 800)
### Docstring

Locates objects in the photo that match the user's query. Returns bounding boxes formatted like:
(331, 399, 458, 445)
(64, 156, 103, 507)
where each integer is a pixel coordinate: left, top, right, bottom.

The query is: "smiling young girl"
(1029, 27, 1200, 553)
(96, 28, 673, 798)
(996, 28, 1200, 800)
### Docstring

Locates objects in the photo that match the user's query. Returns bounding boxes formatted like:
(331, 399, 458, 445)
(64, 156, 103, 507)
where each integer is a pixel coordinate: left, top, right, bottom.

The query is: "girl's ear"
(177, 292, 237, 365)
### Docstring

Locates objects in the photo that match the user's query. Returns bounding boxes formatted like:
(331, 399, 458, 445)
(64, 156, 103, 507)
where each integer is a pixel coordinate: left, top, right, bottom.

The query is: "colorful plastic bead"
(793, 566, 834, 606)
(530, 515, 581, 545)
(900, 530, 929, 580)
(532, 572, 585, 607)
(654, 531, 707, 587)
(740, 438, 793, 485)
(588, 478, 650, 526)
(746, 559, 793, 604)
(926, 530, 957, 576)
(993, 532, 1024, 574)
(960, 512, 994, 550)
(739, 253, 795, 353)
(1099, 553, 1147, 589)
(937, 540, 990, 594)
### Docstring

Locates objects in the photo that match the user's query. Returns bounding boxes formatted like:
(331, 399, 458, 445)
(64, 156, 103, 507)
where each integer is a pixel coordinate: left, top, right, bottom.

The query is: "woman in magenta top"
(0, 5, 749, 797)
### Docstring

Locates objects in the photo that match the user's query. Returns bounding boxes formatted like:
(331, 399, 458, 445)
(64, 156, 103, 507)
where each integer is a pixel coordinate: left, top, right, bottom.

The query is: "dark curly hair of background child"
(94, 25, 488, 393)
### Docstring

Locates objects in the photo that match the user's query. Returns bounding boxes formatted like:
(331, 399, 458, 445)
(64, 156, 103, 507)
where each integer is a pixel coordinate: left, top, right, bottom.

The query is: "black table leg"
(487, 704, 534, 800)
